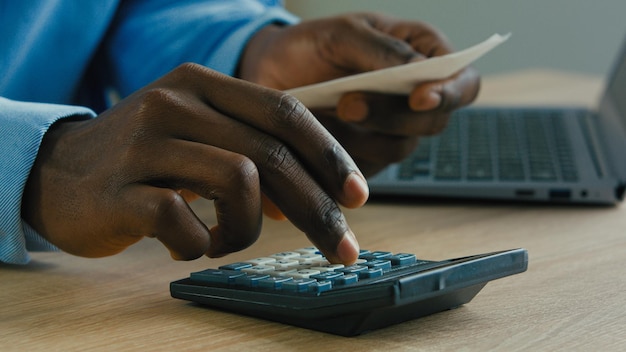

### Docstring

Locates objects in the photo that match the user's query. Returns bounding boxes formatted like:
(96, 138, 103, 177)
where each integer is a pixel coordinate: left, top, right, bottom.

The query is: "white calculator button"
(269, 251, 301, 260)
(311, 259, 330, 267)
(245, 257, 276, 265)
(294, 247, 319, 254)
(296, 254, 324, 263)
(242, 265, 275, 274)
(266, 259, 300, 268)
(311, 264, 345, 272)
(271, 268, 299, 277)
(290, 269, 322, 279)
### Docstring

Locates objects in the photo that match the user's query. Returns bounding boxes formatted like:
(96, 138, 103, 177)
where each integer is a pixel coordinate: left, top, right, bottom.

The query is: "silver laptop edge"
(367, 34, 626, 204)
(596, 36, 626, 182)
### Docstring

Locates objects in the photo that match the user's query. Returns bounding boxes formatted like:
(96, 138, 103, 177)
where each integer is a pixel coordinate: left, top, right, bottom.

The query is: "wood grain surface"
(2, 71, 624, 351)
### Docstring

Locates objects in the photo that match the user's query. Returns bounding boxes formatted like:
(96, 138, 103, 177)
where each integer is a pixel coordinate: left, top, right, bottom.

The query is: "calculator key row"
(190, 269, 346, 293)
(241, 275, 332, 293)
(358, 251, 418, 266)
(241, 256, 327, 266)
(218, 249, 419, 276)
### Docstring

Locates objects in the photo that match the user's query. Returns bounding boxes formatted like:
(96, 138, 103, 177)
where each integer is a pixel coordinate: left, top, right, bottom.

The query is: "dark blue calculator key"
(311, 280, 332, 293)
(335, 273, 358, 285)
(310, 271, 344, 282)
(360, 268, 384, 279)
(359, 251, 393, 261)
(218, 262, 253, 271)
(282, 278, 318, 293)
(389, 253, 417, 266)
(364, 259, 392, 271)
(258, 276, 293, 290)
(358, 249, 371, 257)
(190, 269, 246, 284)
(234, 274, 270, 287)
(337, 265, 368, 276)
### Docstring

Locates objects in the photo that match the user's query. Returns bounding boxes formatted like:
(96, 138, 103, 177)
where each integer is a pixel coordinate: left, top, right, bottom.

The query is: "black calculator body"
(170, 248, 528, 336)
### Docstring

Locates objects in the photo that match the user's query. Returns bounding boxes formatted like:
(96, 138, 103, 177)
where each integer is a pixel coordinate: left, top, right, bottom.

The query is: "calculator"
(170, 247, 528, 336)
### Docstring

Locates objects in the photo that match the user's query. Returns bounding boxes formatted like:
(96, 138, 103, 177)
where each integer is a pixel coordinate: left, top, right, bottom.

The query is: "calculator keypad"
(189, 248, 424, 294)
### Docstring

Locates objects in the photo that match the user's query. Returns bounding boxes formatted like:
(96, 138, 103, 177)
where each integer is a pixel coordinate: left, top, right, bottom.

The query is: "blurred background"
(285, 0, 626, 78)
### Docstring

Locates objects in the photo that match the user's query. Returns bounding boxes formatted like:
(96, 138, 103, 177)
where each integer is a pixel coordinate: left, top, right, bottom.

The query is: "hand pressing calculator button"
(170, 247, 528, 336)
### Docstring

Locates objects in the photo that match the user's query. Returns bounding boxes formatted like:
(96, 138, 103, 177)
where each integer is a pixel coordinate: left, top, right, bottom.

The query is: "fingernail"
(343, 172, 369, 208)
(336, 230, 359, 265)
(339, 97, 368, 122)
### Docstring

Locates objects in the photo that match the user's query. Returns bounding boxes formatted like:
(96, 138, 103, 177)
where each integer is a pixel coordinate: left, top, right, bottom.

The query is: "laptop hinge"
(595, 97, 626, 182)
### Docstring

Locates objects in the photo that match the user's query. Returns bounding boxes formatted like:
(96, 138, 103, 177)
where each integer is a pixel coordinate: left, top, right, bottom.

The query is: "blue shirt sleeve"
(0, 97, 95, 264)
(105, 0, 299, 97)
(1, 0, 299, 264)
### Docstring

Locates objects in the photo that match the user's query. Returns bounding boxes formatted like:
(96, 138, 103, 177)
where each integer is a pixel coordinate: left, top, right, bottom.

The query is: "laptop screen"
(607, 47, 626, 123)
(604, 37, 626, 131)
(597, 35, 626, 180)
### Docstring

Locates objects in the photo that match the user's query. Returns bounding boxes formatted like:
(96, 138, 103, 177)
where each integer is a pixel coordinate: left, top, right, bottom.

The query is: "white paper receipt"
(285, 33, 510, 108)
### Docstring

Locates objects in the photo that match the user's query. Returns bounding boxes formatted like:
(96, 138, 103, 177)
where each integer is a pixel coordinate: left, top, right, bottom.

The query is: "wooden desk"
(2, 71, 625, 351)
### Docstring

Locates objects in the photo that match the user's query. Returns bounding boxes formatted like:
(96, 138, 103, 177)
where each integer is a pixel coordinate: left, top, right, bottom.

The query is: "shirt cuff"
(0, 97, 95, 264)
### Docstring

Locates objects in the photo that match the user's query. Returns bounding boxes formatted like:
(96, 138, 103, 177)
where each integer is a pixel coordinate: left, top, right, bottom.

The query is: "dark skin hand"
(239, 12, 480, 179)
(21, 12, 479, 265)
(21, 64, 367, 264)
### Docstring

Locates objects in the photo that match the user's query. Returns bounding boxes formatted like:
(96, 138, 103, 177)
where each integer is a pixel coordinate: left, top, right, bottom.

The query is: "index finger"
(171, 64, 368, 209)
(161, 64, 365, 264)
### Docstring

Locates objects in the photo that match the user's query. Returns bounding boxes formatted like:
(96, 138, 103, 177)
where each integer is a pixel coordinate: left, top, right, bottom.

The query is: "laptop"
(367, 36, 626, 205)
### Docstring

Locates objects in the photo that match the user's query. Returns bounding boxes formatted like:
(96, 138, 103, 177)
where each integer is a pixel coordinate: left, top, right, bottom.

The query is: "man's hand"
(21, 63, 367, 264)
(239, 12, 480, 176)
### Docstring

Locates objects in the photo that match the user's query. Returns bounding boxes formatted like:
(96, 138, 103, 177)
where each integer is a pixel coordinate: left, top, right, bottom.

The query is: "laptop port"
(549, 189, 571, 200)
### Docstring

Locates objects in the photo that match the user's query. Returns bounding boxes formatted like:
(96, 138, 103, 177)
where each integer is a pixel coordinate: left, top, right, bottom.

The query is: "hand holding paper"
(286, 33, 510, 108)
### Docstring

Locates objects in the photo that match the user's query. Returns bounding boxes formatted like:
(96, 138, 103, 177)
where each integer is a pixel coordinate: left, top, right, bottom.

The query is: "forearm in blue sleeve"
(105, 0, 299, 97)
(0, 97, 95, 264)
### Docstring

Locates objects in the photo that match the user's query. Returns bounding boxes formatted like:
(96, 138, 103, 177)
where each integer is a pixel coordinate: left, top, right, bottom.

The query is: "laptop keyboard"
(397, 109, 579, 182)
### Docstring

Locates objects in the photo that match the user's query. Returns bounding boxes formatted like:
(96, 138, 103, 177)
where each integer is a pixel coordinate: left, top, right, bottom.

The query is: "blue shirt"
(0, 0, 298, 264)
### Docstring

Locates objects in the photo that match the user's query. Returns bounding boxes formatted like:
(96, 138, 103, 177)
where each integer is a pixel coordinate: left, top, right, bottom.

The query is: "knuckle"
(224, 155, 260, 194)
(259, 138, 298, 176)
(123, 87, 183, 145)
(149, 191, 185, 229)
(160, 62, 223, 92)
(140, 87, 181, 108)
(172, 62, 206, 79)
(322, 143, 343, 170)
(310, 193, 347, 235)
(153, 192, 184, 220)
(136, 87, 185, 122)
(267, 93, 310, 130)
